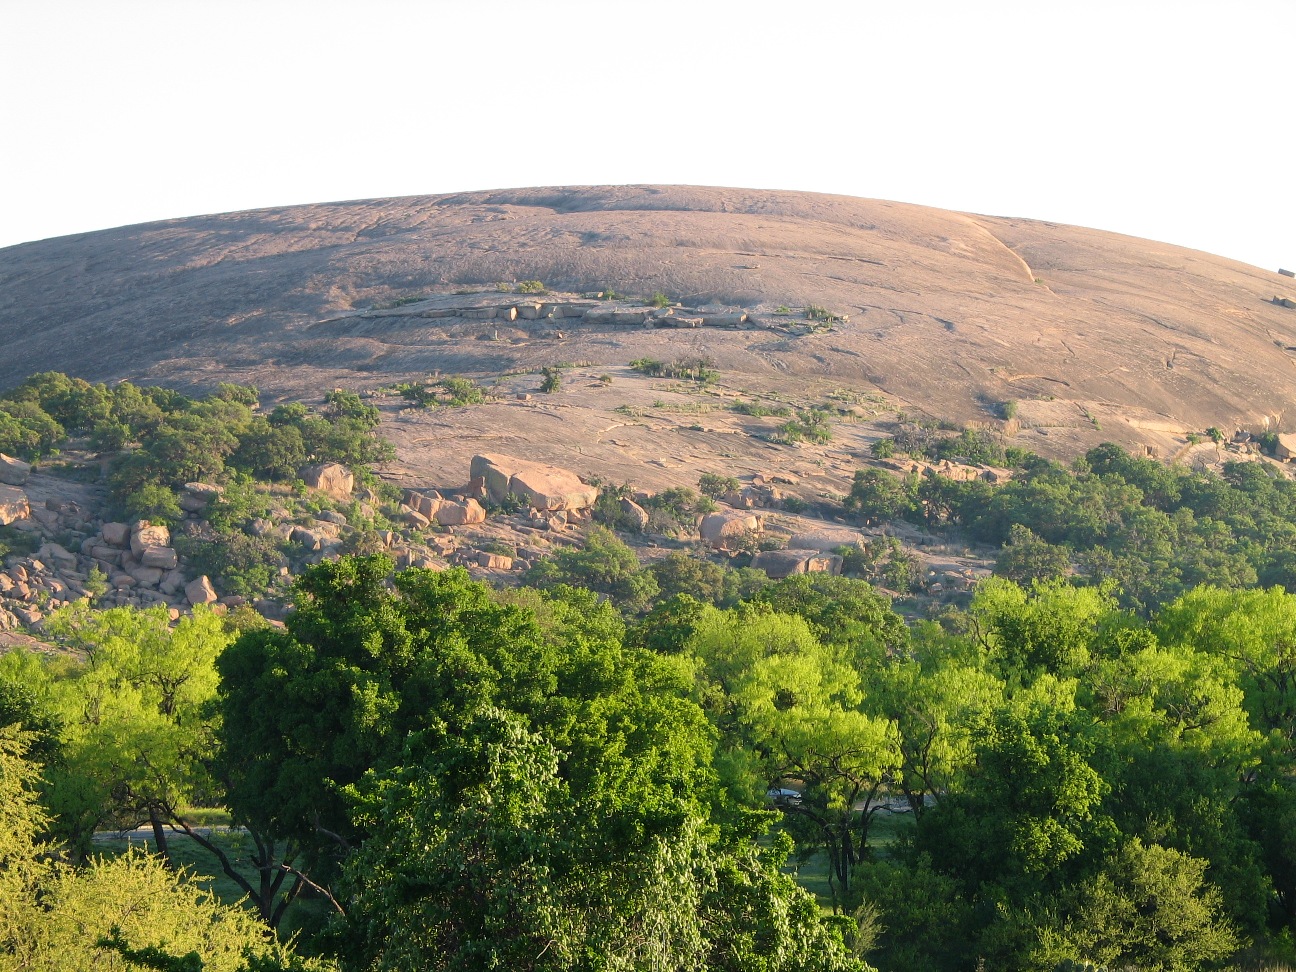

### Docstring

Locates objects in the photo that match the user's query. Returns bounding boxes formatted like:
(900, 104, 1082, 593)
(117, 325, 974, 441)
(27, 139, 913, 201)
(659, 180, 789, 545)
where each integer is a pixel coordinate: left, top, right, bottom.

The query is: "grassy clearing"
(780, 809, 917, 909)
(95, 830, 257, 906)
(93, 829, 326, 939)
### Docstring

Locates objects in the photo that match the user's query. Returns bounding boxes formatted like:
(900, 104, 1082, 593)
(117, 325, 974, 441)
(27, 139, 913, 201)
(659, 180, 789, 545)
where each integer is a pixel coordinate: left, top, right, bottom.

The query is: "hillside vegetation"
(6, 185, 1296, 969)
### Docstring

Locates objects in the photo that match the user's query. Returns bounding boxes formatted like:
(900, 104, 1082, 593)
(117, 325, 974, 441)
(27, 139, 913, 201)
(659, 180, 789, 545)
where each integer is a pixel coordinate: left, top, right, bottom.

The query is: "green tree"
(1042, 840, 1239, 972)
(994, 523, 1072, 585)
(336, 707, 864, 972)
(0, 729, 320, 972)
(699, 472, 740, 499)
(844, 469, 913, 524)
(689, 604, 900, 906)
(525, 526, 659, 612)
(43, 604, 231, 861)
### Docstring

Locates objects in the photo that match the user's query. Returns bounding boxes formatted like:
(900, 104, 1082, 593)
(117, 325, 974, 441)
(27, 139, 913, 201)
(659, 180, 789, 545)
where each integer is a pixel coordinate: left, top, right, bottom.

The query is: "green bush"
(775, 409, 833, 445)
(629, 357, 718, 384)
(516, 280, 546, 294)
(730, 401, 792, 418)
(698, 473, 740, 499)
(539, 367, 563, 394)
(0, 525, 38, 561)
(175, 532, 285, 598)
(525, 526, 658, 612)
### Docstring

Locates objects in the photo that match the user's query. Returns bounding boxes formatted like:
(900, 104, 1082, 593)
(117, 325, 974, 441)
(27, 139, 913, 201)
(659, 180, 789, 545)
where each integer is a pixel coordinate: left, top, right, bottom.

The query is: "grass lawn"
(780, 807, 917, 909)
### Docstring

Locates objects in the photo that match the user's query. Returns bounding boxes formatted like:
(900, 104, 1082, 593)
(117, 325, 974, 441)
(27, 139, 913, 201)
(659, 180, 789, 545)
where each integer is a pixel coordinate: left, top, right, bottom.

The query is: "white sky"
(1, 0, 1292, 271)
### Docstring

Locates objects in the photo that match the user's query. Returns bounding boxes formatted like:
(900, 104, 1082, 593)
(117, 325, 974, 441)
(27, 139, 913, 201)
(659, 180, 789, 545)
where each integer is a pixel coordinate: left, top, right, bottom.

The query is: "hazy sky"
(1, 1, 1291, 271)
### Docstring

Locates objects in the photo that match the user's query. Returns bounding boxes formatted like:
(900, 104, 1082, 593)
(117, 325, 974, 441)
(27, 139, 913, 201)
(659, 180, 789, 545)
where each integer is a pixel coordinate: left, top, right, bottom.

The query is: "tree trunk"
(148, 806, 172, 866)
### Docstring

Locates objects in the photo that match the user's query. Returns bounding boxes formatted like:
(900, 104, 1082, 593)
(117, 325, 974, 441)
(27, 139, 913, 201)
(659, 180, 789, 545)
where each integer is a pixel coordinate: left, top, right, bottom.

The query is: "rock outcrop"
(0, 486, 30, 526)
(699, 510, 762, 549)
(435, 498, 486, 526)
(302, 462, 354, 501)
(0, 455, 31, 487)
(788, 531, 867, 552)
(752, 549, 843, 579)
(469, 454, 598, 511)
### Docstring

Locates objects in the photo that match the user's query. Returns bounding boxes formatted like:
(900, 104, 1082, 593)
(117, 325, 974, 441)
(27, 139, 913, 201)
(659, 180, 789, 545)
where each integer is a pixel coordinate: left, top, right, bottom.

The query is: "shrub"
(629, 357, 718, 384)
(540, 367, 564, 394)
(118, 484, 184, 528)
(517, 280, 546, 294)
(0, 525, 38, 561)
(525, 526, 658, 612)
(175, 532, 285, 599)
(648, 292, 671, 308)
(730, 401, 791, 418)
(804, 304, 843, 324)
(698, 473, 740, 499)
(775, 409, 833, 445)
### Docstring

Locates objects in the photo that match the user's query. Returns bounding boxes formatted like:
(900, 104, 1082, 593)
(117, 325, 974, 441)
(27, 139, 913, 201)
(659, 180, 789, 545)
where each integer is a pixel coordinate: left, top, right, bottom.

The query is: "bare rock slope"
(3, 185, 1295, 454)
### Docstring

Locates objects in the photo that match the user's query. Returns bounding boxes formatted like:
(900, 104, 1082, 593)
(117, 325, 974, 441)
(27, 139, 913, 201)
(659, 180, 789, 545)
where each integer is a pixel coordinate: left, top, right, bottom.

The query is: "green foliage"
(0, 524, 39, 561)
(646, 552, 768, 609)
(1043, 840, 1240, 971)
(847, 443, 1296, 614)
(175, 532, 284, 599)
(516, 279, 546, 294)
(39, 604, 232, 856)
(844, 469, 914, 523)
(118, 483, 184, 527)
(539, 365, 563, 393)
(0, 399, 64, 460)
(995, 523, 1072, 584)
(642, 486, 715, 535)
(648, 291, 671, 308)
(3, 375, 390, 521)
(395, 376, 486, 408)
(699, 472, 741, 499)
(776, 408, 833, 445)
(730, 400, 793, 418)
(805, 304, 843, 324)
(526, 526, 659, 612)
(215, 383, 260, 408)
(629, 356, 719, 383)
(0, 731, 321, 971)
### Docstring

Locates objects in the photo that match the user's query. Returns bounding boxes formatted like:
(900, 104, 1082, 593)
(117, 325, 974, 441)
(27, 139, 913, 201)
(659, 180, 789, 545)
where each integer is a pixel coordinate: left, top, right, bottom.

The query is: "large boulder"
(101, 522, 130, 547)
(620, 497, 650, 532)
(752, 549, 844, 580)
(302, 462, 354, 501)
(0, 454, 31, 487)
(788, 531, 867, 553)
(140, 546, 179, 570)
(290, 526, 325, 551)
(125, 562, 165, 587)
(186, 576, 218, 606)
(130, 522, 171, 557)
(470, 454, 598, 511)
(180, 482, 224, 512)
(435, 499, 486, 526)
(699, 510, 762, 549)
(0, 486, 30, 526)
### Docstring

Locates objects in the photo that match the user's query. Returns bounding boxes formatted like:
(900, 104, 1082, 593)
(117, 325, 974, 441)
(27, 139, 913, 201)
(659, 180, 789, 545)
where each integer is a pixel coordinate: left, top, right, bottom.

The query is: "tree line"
(7, 557, 1296, 969)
